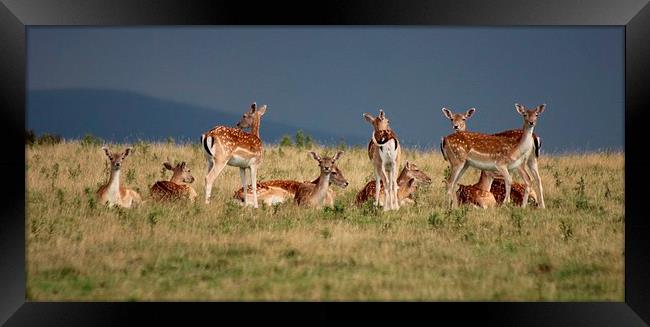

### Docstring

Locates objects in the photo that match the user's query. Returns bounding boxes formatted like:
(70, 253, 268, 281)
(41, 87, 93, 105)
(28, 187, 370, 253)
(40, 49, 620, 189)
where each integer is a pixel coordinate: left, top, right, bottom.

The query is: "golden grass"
(26, 141, 624, 300)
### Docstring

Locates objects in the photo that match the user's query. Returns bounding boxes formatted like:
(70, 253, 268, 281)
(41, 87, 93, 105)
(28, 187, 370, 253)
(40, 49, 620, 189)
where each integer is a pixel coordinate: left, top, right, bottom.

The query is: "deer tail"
(202, 133, 214, 157)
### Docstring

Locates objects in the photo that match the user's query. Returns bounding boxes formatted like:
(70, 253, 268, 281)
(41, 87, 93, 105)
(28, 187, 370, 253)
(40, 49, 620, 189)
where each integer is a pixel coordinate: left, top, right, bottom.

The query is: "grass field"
(25, 141, 624, 301)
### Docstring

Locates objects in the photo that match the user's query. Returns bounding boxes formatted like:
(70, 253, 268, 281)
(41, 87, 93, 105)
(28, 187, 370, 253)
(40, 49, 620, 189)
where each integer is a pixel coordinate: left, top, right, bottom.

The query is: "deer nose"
(529, 122, 534, 126)
(454, 125, 459, 130)
(344, 182, 349, 187)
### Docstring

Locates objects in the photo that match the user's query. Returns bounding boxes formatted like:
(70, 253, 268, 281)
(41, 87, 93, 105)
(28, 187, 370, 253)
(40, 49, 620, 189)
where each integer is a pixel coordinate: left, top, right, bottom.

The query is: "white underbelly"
(228, 155, 253, 168)
(467, 158, 497, 171)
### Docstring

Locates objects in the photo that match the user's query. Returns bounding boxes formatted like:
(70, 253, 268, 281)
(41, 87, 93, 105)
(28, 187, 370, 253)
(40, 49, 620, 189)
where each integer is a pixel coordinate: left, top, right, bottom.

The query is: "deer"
(364, 109, 402, 211)
(441, 107, 541, 207)
(455, 170, 498, 209)
(150, 161, 197, 202)
(440, 103, 546, 209)
(233, 164, 349, 207)
(96, 146, 142, 208)
(355, 161, 432, 206)
(201, 102, 267, 208)
(294, 151, 345, 208)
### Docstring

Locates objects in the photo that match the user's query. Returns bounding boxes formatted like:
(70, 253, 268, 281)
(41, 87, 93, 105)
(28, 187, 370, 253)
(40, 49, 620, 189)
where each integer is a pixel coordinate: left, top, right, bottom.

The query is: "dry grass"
(26, 141, 624, 301)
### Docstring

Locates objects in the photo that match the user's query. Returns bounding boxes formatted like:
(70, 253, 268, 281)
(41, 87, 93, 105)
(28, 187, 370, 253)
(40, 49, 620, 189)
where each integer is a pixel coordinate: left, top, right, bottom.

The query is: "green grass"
(26, 142, 624, 300)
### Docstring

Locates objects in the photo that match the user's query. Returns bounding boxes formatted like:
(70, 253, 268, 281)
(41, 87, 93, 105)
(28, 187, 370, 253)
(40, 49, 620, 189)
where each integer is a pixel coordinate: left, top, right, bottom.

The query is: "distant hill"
(27, 89, 366, 145)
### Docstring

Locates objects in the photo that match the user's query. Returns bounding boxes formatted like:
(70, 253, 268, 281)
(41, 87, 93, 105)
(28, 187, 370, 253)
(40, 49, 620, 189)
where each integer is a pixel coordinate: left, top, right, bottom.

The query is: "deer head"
(309, 151, 344, 177)
(363, 109, 391, 131)
(102, 146, 132, 171)
(402, 161, 432, 185)
(163, 161, 195, 185)
(237, 102, 267, 129)
(441, 107, 475, 132)
(516, 103, 546, 128)
(330, 164, 349, 188)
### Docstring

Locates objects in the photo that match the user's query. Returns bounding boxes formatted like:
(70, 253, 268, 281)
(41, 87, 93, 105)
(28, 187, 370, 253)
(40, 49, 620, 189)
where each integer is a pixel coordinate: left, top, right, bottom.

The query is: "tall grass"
(26, 141, 624, 300)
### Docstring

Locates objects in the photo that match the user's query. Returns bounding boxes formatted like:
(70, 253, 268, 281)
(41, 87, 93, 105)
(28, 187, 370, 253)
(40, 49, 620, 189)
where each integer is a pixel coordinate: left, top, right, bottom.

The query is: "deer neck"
(250, 118, 261, 138)
(108, 169, 121, 198)
(397, 167, 410, 183)
(512, 123, 535, 156)
(475, 172, 494, 192)
(169, 175, 185, 185)
(311, 172, 331, 202)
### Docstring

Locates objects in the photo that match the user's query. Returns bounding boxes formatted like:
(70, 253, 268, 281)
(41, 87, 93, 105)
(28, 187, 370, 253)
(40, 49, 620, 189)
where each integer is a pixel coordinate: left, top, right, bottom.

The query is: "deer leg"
(204, 159, 228, 204)
(381, 166, 391, 211)
(447, 162, 468, 209)
(392, 166, 400, 210)
(374, 174, 381, 207)
(239, 167, 248, 204)
(527, 157, 545, 209)
(517, 165, 532, 208)
(496, 165, 511, 205)
(250, 165, 258, 209)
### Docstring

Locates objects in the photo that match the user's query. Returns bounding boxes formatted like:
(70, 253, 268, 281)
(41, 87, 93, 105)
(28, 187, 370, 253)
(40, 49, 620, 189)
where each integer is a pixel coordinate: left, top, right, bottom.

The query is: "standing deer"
(441, 107, 541, 207)
(96, 146, 142, 208)
(355, 161, 431, 206)
(441, 103, 546, 209)
(364, 109, 402, 210)
(201, 102, 267, 208)
(294, 151, 345, 208)
(150, 161, 197, 202)
(233, 164, 349, 207)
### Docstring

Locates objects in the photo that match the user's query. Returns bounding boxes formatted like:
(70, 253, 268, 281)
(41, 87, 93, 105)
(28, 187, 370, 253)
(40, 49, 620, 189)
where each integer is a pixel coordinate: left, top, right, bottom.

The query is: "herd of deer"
(95, 102, 546, 212)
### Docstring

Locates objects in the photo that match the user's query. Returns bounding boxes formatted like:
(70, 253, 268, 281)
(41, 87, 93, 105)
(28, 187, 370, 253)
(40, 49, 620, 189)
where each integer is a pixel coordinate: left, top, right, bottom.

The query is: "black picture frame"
(1, 0, 649, 326)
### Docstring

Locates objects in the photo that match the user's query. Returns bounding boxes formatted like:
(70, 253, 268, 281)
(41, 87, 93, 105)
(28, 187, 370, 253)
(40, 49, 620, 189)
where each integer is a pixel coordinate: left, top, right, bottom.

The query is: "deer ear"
(122, 147, 132, 158)
(363, 113, 375, 124)
(537, 104, 546, 114)
(250, 102, 257, 112)
(515, 103, 526, 115)
(465, 108, 476, 118)
(441, 108, 453, 120)
(405, 161, 411, 169)
(378, 109, 385, 118)
(257, 105, 267, 116)
(408, 178, 416, 187)
(333, 151, 344, 162)
(163, 162, 174, 170)
(308, 151, 321, 162)
(102, 146, 112, 159)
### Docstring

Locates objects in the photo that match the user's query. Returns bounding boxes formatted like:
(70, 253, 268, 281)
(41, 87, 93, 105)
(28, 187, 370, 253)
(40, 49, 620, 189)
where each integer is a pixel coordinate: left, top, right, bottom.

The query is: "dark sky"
(27, 27, 624, 152)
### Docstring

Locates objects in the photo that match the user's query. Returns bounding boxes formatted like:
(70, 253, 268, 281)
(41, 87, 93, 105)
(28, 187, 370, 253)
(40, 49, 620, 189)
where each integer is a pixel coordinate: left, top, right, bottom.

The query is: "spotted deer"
(150, 161, 197, 202)
(96, 146, 142, 208)
(233, 164, 349, 207)
(294, 151, 345, 208)
(441, 107, 543, 207)
(441, 103, 546, 209)
(201, 102, 267, 208)
(364, 109, 402, 210)
(355, 161, 431, 206)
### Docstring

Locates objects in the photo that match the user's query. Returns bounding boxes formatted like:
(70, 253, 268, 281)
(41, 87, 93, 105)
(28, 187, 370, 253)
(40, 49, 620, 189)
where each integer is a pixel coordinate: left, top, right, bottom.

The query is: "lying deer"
(442, 107, 539, 207)
(364, 109, 402, 210)
(355, 161, 432, 206)
(233, 165, 349, 207)
(150, 161, 197, 202)
(201, 102, 267, 208)
(96, 146, 142, 208)
(441, 103, 546, 209)
(294, 151, 345, 208)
